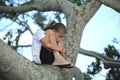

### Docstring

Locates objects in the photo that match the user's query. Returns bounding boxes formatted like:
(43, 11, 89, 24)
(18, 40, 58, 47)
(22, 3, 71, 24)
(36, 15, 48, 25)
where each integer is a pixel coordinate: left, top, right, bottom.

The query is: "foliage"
(69, 0, 83, 6)
(3, 28, 27, 50)
(0, 0, 65, 52)
(83, 73, 92, 80)
(86, 45, 120, 80)
(87, 59, 102, 75)
(105, 45, 120, 80)
(74, 0, 81, 6)
(33, 12, 46, 29)
(1, 0, 120, 80)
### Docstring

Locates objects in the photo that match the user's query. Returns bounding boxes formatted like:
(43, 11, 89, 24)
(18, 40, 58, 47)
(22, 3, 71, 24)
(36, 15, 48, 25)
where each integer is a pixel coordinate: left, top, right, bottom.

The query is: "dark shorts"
(40, 46, 55, 64)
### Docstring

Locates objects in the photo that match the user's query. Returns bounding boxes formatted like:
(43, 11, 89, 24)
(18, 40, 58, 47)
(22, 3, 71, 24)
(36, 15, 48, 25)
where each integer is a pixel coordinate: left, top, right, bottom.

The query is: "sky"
(0, 4, 120, 80)
(75, 4, 120, 80)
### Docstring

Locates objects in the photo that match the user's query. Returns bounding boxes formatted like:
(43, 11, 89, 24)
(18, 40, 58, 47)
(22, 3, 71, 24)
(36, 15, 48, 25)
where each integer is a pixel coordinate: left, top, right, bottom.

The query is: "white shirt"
(32, 29, 45, 64)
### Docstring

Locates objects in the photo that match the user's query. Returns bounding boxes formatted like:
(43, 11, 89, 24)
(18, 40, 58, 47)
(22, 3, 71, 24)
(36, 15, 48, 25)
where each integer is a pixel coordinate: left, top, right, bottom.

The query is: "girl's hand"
(60, 48, 66, 57)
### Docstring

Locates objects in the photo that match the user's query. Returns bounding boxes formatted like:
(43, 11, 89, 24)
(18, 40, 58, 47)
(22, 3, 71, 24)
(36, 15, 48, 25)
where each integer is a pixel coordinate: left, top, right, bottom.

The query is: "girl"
(32, 20, 73, 68)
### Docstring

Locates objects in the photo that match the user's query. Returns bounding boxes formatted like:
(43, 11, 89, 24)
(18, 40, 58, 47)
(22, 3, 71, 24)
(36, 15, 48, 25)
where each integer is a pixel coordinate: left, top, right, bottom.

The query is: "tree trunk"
(0, 0, 120, 80)
(61, 0, 101, 79)
(0, 0, 101, 80)
(0, 39, 64, 80)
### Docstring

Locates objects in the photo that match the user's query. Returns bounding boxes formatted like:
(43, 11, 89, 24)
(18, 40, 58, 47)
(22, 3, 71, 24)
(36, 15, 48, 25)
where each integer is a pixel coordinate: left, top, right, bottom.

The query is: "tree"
(0, 0, 120, 80)
(85, 38, 120, 80)
(86, 45, 120, 80)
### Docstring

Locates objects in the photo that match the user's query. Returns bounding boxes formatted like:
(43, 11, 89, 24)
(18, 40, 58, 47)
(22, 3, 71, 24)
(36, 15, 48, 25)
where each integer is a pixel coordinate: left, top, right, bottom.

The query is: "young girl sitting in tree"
(32, 20, 73, 68)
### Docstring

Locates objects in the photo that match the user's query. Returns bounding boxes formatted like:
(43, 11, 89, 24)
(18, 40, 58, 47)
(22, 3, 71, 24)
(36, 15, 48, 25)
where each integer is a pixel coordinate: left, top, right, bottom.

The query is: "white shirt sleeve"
(32, 29, 45, 64)
(33, 29, 45, 41)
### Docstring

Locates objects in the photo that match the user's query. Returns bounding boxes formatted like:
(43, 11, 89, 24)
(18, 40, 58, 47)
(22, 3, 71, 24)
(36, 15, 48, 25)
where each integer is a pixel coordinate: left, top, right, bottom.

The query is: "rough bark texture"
(79, 48, 120, 69)
(0, 39, 64, 80)
(61, 0, 101, 79)
(0, 0, 120, 80)
(99, 0, 120, 12)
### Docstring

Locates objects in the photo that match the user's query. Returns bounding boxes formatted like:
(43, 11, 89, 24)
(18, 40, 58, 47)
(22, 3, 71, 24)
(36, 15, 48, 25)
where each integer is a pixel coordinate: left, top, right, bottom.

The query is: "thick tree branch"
(98, 0, 120, 12)
(0, 39, 65, 80)
(0, 39, 83, 80)
(0, 0, 61, 14)
(73, 67, 84, 80)
(0, 3, 33, 13)
(79, 48, 120, 69)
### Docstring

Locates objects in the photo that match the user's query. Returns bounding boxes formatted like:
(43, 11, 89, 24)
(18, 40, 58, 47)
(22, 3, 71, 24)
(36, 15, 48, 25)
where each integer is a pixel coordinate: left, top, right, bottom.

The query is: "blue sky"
(0, 4, 120, 80)
(76, 4, 120, 80)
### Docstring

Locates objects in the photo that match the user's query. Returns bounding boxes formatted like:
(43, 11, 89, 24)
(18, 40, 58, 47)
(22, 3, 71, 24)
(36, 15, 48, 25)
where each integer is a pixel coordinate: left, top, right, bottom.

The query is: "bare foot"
(52, 60, 71, 66)
(52, 51, 72, 67)
(63, 63, 74, 68)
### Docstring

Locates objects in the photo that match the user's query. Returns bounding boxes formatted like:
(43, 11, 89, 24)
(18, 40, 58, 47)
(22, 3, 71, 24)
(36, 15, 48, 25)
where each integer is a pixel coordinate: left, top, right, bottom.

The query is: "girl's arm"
(57, 40, 66, 57)
(40, 30, 62, 52)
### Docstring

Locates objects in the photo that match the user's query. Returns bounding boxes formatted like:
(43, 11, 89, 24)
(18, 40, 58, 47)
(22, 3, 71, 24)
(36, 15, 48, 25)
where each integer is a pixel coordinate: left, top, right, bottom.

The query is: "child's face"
(54, 30, 65, 42)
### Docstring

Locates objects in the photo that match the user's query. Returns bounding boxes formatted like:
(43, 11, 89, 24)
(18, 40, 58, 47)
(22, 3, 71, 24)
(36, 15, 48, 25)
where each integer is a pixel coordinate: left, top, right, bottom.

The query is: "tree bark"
(53, 0, 101, 79)
(79, 48, 120, 69)
(99, 0, 120, 12)
(0, 0, 120, 80)
(0, 39, 64, 80)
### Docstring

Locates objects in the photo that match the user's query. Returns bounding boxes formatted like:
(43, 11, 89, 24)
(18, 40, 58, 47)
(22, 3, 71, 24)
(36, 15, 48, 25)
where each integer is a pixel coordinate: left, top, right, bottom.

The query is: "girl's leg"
(40, 46, 55, 64)
(52, 51, 71, 66)
(40, 46, 73, 67)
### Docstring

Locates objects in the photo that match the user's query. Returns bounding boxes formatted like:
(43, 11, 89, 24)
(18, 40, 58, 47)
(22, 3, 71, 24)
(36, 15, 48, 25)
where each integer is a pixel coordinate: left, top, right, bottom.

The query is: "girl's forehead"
(58, 31, 65, 37)
(58, 29, 66, 34)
